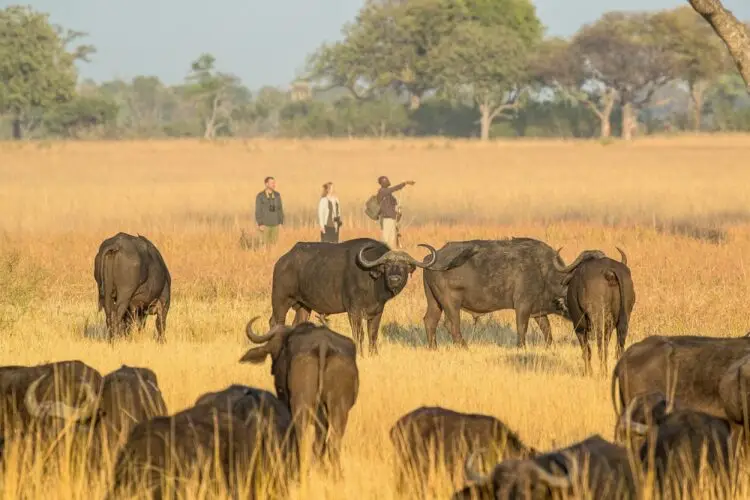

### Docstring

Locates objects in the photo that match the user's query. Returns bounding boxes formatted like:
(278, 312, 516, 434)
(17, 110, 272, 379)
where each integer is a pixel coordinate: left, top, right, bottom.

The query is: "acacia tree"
(655, 6, 733, 129)
(688, 0, 750, 89)
(307, 0, 542, 113)
(184, 53, 242, 139)
(574, 12, 674, 140)
(435, 22, 529, 140)
(530, 37, 617, 138)
(0, 5, 94, 139)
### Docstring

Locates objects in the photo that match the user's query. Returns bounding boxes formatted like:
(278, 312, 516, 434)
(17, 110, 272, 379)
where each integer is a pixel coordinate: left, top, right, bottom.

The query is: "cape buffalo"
(94, 232, 171, 342)
(269, 237, 437, 355)
(422, 238, 601, 349)
(389, 406, 536, 495)
(96, 365, 168, 455)
(0, 360, 103, 454)
(611, 334, 750, 422)
(239, 317, 358, 473)
(636, 410, 733, 496)
(554, 247, 635, 376)
(453, 435, 636, 500)
(194, 384, 295, 470)
(107, 402, 287, 500)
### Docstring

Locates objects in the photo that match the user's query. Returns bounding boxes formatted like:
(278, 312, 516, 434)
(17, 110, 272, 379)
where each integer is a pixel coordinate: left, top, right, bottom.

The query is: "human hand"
(406, 180, 415, 186)
(258, 225, 265, 232)
(321, 227, 326, 234)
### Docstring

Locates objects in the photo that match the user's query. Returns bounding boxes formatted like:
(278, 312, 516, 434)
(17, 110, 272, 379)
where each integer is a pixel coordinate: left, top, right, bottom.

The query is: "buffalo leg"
(366, 313, 383, 356)
(514, 305, 532, 349)
(443, 304, 467, 348)
(293, 306, 311, 325)
(575, 328, 592, 376)
(347, 313, 366, 354)
(155, 301, 167, 343)
(111, 287, 136, 340)
(534, 315, 553, 347)
(423, 302, 443, 350)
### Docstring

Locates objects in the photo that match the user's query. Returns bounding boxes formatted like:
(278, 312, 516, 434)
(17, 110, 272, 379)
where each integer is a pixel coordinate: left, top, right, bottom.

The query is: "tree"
(0, 5, 94, 139)
(573, 12, 674, 140)
(530, 37, 616, 138)
(307, 0, 542, 112)
(688, 0, 750, 90)
(44, 94, 118, 138)
(434, 22, 530, 140)
(654, 6, 733, 130)
(184, 53, 243, 139)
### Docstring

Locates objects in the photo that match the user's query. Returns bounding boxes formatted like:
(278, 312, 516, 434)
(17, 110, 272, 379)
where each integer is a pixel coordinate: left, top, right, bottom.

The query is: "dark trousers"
(321, 226, 339, 243)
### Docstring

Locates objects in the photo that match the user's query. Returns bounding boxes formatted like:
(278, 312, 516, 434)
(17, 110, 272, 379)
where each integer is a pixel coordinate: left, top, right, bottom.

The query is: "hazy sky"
(6, 0, 750, 89)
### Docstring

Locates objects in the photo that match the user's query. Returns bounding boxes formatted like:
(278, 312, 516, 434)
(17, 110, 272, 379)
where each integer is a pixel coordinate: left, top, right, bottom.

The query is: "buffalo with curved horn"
(453, 435, 636, 500)
(268, 237, 438, 355)
(554, 247, 635, 376)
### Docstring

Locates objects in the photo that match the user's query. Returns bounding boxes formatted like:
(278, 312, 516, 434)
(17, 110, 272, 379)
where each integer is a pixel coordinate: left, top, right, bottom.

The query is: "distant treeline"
(0, 2, 749, 141)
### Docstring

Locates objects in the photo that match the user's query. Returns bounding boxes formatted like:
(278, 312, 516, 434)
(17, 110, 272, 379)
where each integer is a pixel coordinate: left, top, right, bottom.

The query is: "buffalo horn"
(412, 243, 438, 268)
(526, 459, 574, 489)
(553, 249, 606, 274)
(245, 316, 276, 344)
(24, 373, 98, 421)
(618, 397, 650, 436)
(357, 245, 388, 269)
(616, 246, 628, 266)
(464, 448, 489, 483)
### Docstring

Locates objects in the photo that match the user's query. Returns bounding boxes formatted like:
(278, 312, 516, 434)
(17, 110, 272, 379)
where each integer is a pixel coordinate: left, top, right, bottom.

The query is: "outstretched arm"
(381, 180, 415, 195)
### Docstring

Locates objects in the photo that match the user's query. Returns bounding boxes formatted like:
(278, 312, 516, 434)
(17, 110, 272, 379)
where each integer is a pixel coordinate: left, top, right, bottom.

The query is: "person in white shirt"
(318, 182, 342, 243)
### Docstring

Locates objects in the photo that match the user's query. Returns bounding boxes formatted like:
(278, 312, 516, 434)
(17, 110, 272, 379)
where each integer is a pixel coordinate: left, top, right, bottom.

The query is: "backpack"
(364, 195, 381, 221)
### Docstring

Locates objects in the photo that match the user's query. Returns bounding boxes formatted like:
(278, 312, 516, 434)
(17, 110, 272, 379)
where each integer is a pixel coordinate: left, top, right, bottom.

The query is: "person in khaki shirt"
(255, 176, 284, 246)
(376, 176, 414, 249)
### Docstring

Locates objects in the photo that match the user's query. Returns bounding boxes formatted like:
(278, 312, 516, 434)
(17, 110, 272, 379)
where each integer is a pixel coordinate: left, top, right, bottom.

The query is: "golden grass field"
(2, 135, 750, 499)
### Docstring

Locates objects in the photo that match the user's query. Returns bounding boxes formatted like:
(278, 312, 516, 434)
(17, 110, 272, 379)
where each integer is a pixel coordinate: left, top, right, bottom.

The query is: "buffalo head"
(553, 248, 610, 275)
(24, 373, 101, 424)
(455, 449, 576, 500)
(356, 243, 438, 293)
(614, 391, 674, 447)
(238, 317, 292, 365)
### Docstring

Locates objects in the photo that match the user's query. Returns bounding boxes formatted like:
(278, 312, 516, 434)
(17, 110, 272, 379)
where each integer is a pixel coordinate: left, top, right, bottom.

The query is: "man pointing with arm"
(377, 176, 415, 249)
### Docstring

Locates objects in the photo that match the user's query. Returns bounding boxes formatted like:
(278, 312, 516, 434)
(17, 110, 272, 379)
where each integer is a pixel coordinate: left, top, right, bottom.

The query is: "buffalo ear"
(239, 347, 270, 364)
(369, 264, 384, 280)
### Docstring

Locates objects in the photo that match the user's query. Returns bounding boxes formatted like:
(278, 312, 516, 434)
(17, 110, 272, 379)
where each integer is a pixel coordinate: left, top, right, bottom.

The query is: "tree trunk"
(592, 89, 616, 138)
(409, 94, 421, 111)
(688, 0, 750, 89)
(479, 104, 492, 141)
(12, 117, 22, 140)
(690, 80, 708, 131)
(621, 102, 636, 141)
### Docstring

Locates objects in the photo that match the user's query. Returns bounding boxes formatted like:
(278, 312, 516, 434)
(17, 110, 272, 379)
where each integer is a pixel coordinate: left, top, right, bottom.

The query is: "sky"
(5, 0, 750, 90)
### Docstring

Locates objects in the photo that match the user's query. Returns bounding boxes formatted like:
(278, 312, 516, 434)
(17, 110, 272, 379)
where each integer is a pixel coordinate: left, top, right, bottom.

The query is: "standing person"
(255, 176, 284, 246)
(318, 181, 342, 243)
(377, 176, 415, 249)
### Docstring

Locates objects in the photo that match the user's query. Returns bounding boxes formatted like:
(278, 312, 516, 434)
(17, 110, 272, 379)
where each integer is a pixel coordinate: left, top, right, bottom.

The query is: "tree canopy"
(0, 2, 749, 141)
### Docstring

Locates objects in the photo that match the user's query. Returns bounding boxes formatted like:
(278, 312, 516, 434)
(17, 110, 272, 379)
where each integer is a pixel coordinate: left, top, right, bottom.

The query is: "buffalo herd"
(2, 229, 749, 499)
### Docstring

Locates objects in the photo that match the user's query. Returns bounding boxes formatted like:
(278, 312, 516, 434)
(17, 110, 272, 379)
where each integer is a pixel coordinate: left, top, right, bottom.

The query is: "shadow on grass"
(501, 351, 582, 377)
(381, 316, 575, 349)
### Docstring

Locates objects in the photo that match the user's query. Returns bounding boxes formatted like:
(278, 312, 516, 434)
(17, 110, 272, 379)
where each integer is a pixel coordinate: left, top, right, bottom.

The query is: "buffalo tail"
(613, 268, 630, 350)
(100, 243, 119, 320)
(317, 339, 329, 407)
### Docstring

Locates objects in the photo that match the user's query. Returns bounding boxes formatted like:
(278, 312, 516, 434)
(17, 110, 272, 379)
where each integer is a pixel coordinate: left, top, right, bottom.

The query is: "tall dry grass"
(1, 135, 750, 498)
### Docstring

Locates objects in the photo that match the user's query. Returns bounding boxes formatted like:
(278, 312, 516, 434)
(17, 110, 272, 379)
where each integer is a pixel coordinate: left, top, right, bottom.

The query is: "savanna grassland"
(1, 135, 750, 499)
